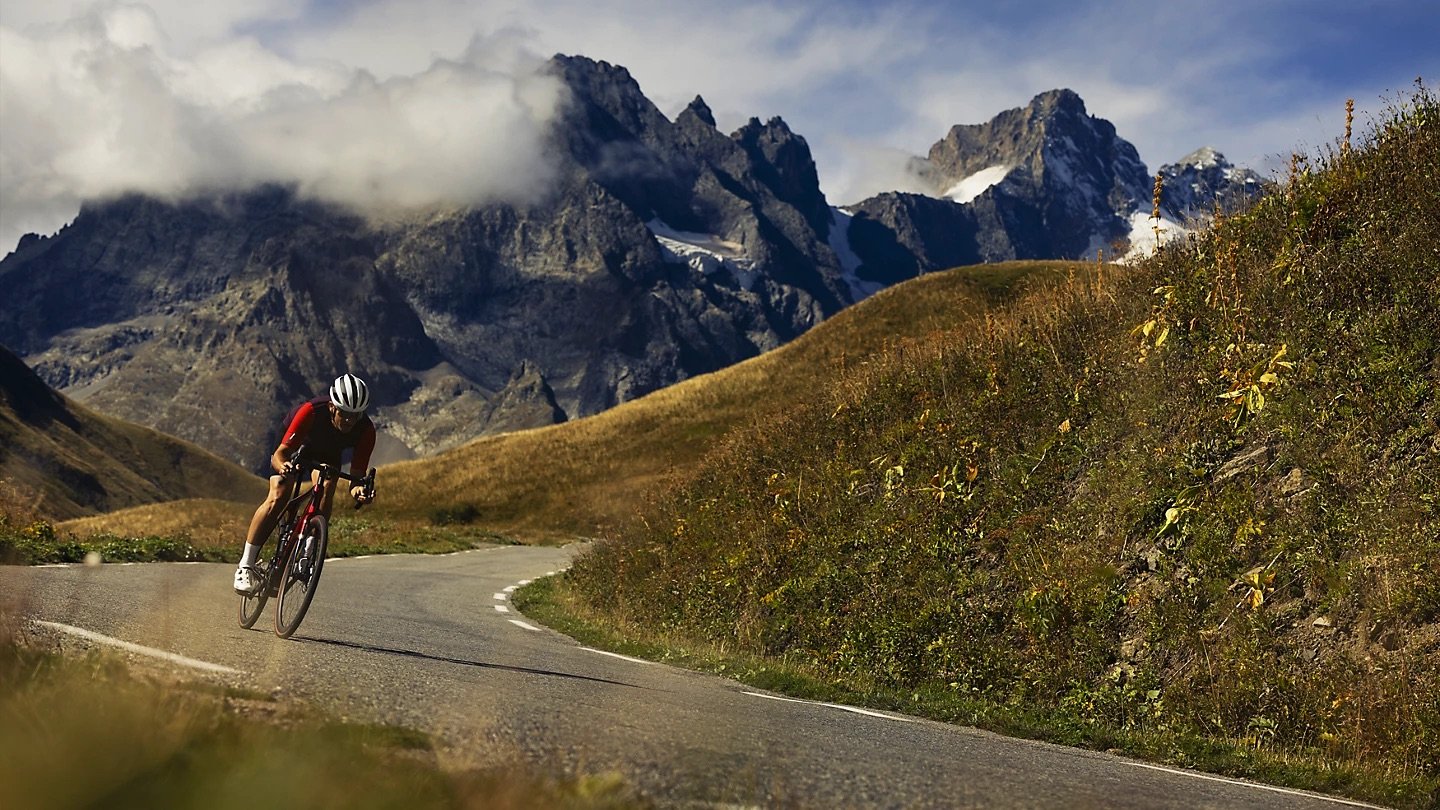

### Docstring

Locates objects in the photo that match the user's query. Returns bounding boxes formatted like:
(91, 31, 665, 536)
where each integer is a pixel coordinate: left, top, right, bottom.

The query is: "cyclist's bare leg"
(241, 474, 290, 564)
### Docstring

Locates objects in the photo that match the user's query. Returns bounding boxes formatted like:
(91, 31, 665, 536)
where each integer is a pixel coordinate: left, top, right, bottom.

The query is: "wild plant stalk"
(1151, 172, 1164, 254)
(1344, 98, 1355, 154)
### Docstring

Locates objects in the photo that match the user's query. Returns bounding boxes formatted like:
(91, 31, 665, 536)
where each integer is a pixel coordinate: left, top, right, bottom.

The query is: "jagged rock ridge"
(843, 89, 1268, 276)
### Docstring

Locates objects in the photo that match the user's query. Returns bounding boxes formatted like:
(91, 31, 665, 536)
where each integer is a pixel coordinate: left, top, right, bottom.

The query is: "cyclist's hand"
(280, 459, 300, 477)
(350, 485, 374, 505)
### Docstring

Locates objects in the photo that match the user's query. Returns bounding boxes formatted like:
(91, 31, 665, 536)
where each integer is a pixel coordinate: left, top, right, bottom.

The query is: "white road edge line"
(579, 647, 658, 666)
(1122, 762, 1387, 808)
(494, 605, 510, 613)
(822, 702, 916, 721)
(493, 593, 508, 600)
(34, 621, 243, 676)
(742, 691, 913, 723)
(508, 619, 541, 631)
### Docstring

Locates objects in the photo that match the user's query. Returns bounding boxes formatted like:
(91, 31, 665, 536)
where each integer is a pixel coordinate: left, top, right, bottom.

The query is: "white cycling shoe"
(233, 566, 257, 595)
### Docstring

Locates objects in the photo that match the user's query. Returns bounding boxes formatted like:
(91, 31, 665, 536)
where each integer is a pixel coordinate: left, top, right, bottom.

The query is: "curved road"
(1, 546, 1380, 809)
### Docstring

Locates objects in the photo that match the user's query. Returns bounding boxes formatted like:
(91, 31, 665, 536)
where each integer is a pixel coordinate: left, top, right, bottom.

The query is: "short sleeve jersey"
(280, 396, 376, 472)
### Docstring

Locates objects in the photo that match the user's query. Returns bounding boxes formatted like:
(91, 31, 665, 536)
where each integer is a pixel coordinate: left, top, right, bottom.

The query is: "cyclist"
(234, 373, 377, 594)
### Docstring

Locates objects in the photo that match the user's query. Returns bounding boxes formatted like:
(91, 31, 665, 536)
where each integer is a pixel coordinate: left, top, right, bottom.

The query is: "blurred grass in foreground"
(0, 605, 647, 810)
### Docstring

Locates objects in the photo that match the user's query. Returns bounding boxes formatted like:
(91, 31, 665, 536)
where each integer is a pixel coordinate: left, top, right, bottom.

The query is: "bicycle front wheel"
(238, 563, 270, 629)
(275, 515, 328, 638)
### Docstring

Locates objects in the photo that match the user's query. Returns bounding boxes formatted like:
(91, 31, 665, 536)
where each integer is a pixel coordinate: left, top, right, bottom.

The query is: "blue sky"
(2, 0, 1435, 252)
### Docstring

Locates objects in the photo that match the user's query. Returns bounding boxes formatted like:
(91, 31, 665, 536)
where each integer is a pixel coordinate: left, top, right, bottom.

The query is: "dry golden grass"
(371, 261, 1085, 539)
(1, 392, 265, 522)
(56, 498, 255, 551)
(47, 261, 1084, 544)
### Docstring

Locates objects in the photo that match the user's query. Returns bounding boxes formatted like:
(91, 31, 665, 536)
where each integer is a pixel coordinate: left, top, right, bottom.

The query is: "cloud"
(0, 3, 567, 252)
(252, 0, 934, 207)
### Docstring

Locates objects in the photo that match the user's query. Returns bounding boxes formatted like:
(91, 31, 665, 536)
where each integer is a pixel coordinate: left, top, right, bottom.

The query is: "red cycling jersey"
(280, 397, 376, 473)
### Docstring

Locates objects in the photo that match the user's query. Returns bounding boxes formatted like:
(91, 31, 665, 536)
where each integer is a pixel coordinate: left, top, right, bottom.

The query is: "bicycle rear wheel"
(275, 515, 328, 638)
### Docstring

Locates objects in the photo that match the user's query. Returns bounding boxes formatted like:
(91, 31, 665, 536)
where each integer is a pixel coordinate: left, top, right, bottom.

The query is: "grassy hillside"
(58, 260, 1082, 547)
(565, 87, 1440, 805)
(374, 260, 1079, 537)
(0, 346, 264, 533)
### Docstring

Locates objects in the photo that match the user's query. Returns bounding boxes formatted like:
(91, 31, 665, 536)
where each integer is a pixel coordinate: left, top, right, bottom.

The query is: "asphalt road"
(1, 546, 1383, 809)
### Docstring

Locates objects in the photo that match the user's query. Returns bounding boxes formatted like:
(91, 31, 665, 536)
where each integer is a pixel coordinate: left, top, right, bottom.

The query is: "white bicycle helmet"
(329, 373, 370, 413)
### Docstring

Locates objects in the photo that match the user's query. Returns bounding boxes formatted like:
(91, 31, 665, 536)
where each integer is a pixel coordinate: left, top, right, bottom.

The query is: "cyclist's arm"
(274, 403, 316, 474)
(271, 444, 299, 475)
(348, 422, 377, 502)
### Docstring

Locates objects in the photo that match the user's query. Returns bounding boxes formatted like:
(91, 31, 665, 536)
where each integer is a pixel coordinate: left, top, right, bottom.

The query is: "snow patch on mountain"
(828, 207, 883, 301)
(942, 165, 1011, 204)
(647, 219, 759, 289)
(1179, 146, 1222, 169)
(1117, 211, 1190, 263)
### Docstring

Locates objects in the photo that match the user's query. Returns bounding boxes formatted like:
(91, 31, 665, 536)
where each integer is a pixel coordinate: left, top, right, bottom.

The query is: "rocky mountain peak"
(1, 53, 855, 471)
(732, 115, 830, 236)
(1157, 147, 1268, 220)
(547, 54, 641, 102)
(1177, 146, 1224, 168)
(1028, 87, 1088, 119)
(682, 95, 716, 128)
(919, 88, 1145, 210)
(886, 88, 1150, 261)
(843, 87, 1268, 277)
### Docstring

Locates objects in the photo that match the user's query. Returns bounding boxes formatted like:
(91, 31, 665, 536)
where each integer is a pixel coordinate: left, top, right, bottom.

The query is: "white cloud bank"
(0, 3, 567, 252)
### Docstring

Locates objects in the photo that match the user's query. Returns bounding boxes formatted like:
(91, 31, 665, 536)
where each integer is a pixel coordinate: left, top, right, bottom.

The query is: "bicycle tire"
(275, 514, 328, 638)
(238, 563, 270, 628)
(239, 527, 290, 629)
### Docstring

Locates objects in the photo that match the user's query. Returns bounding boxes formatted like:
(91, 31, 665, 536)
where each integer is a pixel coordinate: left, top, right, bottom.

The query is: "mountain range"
(0, 54, 1265, 474)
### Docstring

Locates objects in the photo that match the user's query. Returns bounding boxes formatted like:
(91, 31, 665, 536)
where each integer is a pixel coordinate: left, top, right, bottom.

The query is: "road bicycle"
(239, 454, 376, 638)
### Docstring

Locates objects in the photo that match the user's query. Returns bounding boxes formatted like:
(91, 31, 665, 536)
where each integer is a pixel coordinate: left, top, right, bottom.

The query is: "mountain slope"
(0, 346, 264, 521)
(59, 261, 1084, 541)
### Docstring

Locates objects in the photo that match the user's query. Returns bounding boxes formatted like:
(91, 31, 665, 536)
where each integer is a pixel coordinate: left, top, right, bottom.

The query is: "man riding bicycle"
(234, 373, 377, 594)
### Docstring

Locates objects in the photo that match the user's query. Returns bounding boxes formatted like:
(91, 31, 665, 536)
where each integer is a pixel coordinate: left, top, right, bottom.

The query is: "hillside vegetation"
(567, 87, 1440, 803)
(374, 260, 1079, 535)
(52, 260, 1082, 547)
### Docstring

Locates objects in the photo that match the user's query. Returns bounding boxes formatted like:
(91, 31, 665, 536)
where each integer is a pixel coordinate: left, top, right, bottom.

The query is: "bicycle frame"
(267, 460, 370, 585)
(278, 472, 330, 562)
